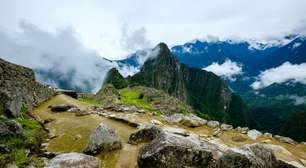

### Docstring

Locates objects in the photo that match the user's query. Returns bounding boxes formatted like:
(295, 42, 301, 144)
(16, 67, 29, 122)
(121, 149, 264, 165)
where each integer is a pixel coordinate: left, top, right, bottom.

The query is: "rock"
(0, 144, 11, 153)
(274, 135, 297, 145)
(161, 126, 190, 137)
(165, 113, 207, 127)
(45, 152, 101, 168)
(207, 120, 220, 128)
(247, 129, 262, 140)
(107, 114, 141, 127)
(0, 58, 55, 117)
(73, 134, 82, 141)
(138, 130, 218, 168)
(237, 127, 249, 134)
(264, 132, 273, 138)
(75, 110, 90, 116)
(213, 128, 221, 137)
(0, 119, 24, 136)
(278, 136, 296, 145)
(94, 84, 120, 106)
(128, 125, 162, 145)
(50, 104, 76, 112)
(263, 144, 292, 156)
(83, 123, 121, 155)
(216, 143, 297, 168)
(220, 124, 233, 131)
(151, 119, 162, 125)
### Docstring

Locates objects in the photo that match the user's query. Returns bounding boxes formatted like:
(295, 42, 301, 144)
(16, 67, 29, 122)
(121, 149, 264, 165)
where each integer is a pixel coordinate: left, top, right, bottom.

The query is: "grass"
(0, 117, 45, 167)
(78, 96, 101, 106)
(119, 88, 161, 114)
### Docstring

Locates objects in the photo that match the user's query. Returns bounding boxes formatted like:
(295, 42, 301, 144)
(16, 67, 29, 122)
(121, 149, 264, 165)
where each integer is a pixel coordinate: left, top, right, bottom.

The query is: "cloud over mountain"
(251, 62, 306, 89)
(0, 21, 115, 92)
(203, 60, 243, 81)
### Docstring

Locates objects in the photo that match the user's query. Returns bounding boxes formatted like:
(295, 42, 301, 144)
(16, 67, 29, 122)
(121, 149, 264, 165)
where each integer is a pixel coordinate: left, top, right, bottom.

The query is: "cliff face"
(0, 58, 55, 117)
(127, 43, 247, 126)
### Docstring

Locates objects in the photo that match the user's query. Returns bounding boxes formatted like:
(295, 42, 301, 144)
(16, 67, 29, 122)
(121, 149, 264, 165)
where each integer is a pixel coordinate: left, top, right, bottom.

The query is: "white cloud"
(289, 95, 306, 105)
(251, 62, 306, 89)
(120, 25, 152, 52)
(203, 60, 243, 81)
(1, 0, 306, 60)
(0, 21, 115, 92)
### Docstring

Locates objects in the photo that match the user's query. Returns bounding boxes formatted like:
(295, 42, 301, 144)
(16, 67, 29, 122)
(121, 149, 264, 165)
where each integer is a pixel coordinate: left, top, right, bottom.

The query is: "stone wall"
(0, 58, 55, 117)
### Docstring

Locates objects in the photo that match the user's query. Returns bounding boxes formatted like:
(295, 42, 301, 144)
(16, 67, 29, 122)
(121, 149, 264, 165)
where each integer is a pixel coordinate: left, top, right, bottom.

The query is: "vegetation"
(103, 68, 128, 89)
(119, 88, 160, 114)
(78, 96, 101, 105)
(0, 113, 45, 167)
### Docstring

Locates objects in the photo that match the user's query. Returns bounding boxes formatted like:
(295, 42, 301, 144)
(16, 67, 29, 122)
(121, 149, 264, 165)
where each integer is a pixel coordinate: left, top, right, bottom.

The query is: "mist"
(0, 21, 115, 92)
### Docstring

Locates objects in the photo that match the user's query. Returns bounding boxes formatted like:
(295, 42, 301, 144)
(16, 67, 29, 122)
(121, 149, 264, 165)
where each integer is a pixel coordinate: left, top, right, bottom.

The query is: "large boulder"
(247, 129, 262, 140)
(165, 113, 207, 127)
(137, 129, 221, 168)
(83, 123, 122, 155)
(207, 120, 220, 128)
(0, 58, 55, 117)
(50, 104, 76, 112)
(0, 119, 24, 136)
(216, 143, 298, 168)
(128, 125, 161, 145)
(45, 152, 101, 168)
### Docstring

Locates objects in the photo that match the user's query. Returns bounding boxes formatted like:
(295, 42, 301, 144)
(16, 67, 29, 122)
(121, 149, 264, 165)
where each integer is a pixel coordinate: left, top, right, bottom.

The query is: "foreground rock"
(136, 125, 299, 168)
(50, 104, 76, 112)
(0, 119, 24, 136)
(165, 113, 207, 127)
(0, 58, 55, 117)
(128, 125, 161, 145)
(83, 123, 121, 155)
(216, 143, 297, 168)
(45, 152, 101, 168)
(138, 128, 226, 168)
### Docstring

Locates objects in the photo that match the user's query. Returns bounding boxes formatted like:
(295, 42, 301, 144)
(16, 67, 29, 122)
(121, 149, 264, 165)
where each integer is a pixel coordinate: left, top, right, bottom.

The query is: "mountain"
(109, 43, 248, 126)
(259, 37, 306, 70)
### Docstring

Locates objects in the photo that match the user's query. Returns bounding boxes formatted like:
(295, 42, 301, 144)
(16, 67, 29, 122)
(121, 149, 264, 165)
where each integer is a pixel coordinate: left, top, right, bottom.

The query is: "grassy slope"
(0, 116, 45, 167)
(118, 88, 161, 115)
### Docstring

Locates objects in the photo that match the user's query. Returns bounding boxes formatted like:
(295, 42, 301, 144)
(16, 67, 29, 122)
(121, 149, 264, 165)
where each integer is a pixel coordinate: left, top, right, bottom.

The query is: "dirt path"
(33, 94, 138, 168)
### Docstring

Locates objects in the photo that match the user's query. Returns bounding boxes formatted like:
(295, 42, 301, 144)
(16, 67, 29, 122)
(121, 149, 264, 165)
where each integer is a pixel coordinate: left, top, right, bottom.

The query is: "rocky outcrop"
(0, 58, 55, 117)
(45, 152, 101, 168)
(94, 84, 120, 106)
(0, 119, 24, 136)
(135, 125, 299, 168)
(50, 104, 76, 112)
(216, 143, 297, 168)
(83, 123, 121, 155)
(128, 125, 161, 145)
(165, 113, 207, 127)
(137, 130, 217, 168)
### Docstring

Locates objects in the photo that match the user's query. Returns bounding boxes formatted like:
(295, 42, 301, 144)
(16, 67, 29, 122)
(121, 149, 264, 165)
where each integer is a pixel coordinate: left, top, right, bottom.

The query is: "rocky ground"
(32, 94, 306, 168)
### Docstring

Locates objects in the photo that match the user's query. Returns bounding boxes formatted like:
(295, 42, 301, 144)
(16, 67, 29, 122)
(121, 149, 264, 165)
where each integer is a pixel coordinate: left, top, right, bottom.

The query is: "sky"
(1, 0, 306, 60)
(0, 0, 306, 92)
